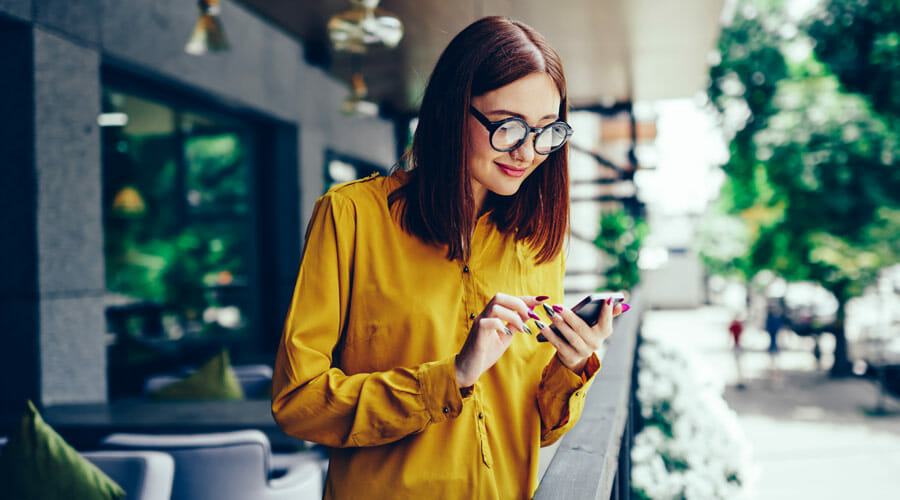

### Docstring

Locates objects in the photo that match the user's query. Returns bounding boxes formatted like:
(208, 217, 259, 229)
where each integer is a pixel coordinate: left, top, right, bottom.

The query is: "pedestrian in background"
(765, 304, 784, 384)
(729, 314, 746, 389)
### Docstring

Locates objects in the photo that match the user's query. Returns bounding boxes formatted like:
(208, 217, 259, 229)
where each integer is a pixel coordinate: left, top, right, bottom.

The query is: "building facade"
(0, 0, 398, 408)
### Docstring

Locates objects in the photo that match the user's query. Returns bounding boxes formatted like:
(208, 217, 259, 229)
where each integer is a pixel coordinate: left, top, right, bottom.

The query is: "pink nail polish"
(528, 311, 541, 320)
(536, 295, 550, 301)
(621, 304, 630, 313)
(552, 305, 564, 313)
(607, 297, 613, 305)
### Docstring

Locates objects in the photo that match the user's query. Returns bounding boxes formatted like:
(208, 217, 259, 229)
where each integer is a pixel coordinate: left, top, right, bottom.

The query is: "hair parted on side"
(389, 16, 569, 264)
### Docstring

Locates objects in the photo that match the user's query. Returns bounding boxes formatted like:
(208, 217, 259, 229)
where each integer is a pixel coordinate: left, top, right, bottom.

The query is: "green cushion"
(150, 348, 245, 401)
(0, 400, 125, 500)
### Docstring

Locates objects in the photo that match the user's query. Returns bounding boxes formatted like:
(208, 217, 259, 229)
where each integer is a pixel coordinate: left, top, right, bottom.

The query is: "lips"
(495, 162, 527, 178)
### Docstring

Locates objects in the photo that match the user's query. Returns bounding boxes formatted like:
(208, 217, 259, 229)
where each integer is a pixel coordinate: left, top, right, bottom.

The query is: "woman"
(272, 16, 625, 499)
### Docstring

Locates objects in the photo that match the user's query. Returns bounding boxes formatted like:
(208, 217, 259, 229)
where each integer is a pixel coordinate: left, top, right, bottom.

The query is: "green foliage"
(697, 208, 752, 280)
(708, 0, 900, 373)
(104, 130, 250, 335)
(594, 207, 648, 291)
(707, 0, 900, 298)
(807, 0, 900, 123)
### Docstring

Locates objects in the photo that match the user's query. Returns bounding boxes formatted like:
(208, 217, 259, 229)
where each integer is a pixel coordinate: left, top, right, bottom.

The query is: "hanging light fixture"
(340, 73, 379, 117)
(185, 0, 229, 55)
(327, 0, 404, 54)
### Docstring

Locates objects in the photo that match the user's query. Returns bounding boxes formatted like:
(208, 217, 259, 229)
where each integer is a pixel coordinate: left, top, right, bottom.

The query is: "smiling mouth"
(495, 162, 527, 178)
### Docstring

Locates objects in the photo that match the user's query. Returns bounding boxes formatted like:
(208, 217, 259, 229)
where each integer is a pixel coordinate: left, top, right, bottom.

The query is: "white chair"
(1, 437, 175, 500)
(82, 450, 175, 500)
(100, 430, 323, 500)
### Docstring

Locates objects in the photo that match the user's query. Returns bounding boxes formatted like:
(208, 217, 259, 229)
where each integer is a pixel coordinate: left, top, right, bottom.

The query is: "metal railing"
(533, 289, 642, 500)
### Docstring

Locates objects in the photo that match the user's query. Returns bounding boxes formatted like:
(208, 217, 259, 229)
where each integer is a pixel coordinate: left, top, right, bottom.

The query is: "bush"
(631, 340, 756, 500)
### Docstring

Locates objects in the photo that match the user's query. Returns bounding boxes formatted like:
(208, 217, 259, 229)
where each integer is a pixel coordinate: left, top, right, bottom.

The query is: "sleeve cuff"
(417, 357, 465, 422)
(540, 353, 601, 399)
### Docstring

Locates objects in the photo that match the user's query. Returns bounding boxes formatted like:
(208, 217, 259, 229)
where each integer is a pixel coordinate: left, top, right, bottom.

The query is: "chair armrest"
(267, 459, 323, 499)
(82, 450, 174, 500)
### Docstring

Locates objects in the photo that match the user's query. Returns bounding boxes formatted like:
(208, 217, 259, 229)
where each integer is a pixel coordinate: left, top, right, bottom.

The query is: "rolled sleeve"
(537, 353, 601, 445)
(417, 357, 466, 422)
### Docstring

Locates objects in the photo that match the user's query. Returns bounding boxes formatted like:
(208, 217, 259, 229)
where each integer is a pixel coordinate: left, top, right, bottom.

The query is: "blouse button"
(469, 313, 476, 320)
(478, 413, 484, 419)
(442, 407, 449, 414)
(463, 265, 469, 273)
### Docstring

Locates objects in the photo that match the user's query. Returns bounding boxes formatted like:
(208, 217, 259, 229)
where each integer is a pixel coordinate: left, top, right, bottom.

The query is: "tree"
(707, 0, 900, 375)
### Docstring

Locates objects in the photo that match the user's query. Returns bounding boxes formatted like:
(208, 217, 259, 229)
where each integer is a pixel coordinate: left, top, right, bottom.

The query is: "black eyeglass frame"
(468, 106, 573, 155)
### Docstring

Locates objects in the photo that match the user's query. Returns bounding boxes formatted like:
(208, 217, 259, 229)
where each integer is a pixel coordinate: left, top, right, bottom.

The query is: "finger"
(589, 299, 615, 344)
(598, 297, 616, 328)
(535, 319, 576, 354)
(490, 292, 531, 323)
(549, 312, 590, 353)
(480, 317, 513, 338)
(483, 303, 530, 335)
(552, 304, 590, 333)
(519, 295, 551, 310)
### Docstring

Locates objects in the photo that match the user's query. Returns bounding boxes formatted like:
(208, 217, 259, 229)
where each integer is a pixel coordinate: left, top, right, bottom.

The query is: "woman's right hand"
(454, 293, 543, 388)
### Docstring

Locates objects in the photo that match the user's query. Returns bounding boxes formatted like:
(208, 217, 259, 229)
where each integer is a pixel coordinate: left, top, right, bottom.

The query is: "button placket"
(462, 262, 477, 327)
(473, 390, 492, 468)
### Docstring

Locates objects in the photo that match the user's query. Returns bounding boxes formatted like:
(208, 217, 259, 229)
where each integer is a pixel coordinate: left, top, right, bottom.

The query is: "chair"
(81, 451, 175, 500)
(1, 437, 175, 500)
(100, 430, 323, 500)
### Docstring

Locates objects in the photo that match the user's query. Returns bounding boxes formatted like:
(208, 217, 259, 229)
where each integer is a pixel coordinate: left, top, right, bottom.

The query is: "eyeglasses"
(469, 106, 573, 155)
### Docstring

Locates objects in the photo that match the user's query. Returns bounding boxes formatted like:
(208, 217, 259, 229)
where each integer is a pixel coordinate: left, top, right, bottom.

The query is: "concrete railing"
(533, 289, 642, 500)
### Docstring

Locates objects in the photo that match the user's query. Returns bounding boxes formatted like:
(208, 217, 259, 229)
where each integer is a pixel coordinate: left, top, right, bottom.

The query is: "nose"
(511, 136, 535, 163)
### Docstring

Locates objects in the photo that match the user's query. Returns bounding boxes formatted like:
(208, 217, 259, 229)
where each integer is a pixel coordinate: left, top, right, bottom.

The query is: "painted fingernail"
(528, 311, 541, 321)
(621, 304, 630, 313)
(552, 305, 564, 313)
(543, 303, 556, 317)
(535, 320, 546, 330)
(523, 324, 533, 335)
(536, 296, 550, 301)
(607, 297, 613, 305)
(504, 327, 514, 336)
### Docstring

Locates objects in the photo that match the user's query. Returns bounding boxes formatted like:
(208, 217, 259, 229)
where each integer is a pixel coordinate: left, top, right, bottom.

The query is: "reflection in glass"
(102, 88, 255, 397)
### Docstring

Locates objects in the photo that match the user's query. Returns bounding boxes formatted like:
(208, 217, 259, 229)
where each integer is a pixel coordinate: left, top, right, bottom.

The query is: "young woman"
(272, 16, 624, 499)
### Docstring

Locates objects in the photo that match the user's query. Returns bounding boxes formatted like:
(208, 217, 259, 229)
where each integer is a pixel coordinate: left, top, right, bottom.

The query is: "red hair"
(390, 16, 569, 264)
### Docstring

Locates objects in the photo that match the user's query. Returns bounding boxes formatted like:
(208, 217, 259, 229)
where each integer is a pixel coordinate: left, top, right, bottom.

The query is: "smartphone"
(537, 292, 625, 342)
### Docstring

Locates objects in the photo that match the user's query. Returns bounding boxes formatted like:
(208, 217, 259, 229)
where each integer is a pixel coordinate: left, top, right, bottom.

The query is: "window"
(101, 85, 261, 397)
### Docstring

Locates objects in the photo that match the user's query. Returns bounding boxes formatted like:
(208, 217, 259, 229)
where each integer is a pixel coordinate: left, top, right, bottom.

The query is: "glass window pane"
(102, 87, 257, 398)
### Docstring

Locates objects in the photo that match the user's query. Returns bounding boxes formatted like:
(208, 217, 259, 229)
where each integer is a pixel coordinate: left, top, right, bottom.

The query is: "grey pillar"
(0, 19, 107, 409)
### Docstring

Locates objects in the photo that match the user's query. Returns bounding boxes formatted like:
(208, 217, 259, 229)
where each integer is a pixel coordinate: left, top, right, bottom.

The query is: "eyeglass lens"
(491, 120, 569, 153)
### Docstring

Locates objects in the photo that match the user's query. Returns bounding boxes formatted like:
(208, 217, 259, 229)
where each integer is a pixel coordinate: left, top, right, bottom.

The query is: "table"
(37, 399, 306, 451)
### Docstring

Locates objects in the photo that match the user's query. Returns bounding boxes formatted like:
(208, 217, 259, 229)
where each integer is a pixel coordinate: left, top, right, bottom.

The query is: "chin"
(490, 180, 526, 197)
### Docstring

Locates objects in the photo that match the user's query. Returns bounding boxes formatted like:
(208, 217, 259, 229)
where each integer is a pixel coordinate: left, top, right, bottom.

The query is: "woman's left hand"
(537, 298, 624, 374)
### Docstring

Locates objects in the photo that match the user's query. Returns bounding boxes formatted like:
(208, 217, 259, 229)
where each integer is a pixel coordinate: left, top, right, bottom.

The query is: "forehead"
(472, 73, 561, 120)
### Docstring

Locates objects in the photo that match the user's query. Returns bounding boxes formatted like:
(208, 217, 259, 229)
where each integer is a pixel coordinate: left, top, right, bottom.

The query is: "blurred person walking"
(765, 305, 784, 384)
(728, 314, 746, 389)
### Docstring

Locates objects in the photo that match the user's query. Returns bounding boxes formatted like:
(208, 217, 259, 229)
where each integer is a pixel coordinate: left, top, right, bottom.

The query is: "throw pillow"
(0, 400, 125, 500)
(150, 348, 245, 401)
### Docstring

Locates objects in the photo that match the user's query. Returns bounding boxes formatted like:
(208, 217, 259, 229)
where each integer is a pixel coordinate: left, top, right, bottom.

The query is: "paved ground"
(642, 306, 900, 500)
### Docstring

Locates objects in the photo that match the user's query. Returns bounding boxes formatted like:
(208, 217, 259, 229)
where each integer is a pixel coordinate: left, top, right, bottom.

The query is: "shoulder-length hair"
(389, 16, 569, 264)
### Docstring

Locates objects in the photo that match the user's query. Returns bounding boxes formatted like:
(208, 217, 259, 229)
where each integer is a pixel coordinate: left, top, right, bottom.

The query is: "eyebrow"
(485, 109, 559, 122)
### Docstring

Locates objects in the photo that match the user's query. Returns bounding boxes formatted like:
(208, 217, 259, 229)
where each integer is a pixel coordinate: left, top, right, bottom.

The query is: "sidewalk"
(641, 306, 900, 499)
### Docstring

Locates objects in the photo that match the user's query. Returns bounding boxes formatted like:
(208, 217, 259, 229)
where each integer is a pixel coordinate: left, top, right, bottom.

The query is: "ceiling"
(236, 0, 726, 114)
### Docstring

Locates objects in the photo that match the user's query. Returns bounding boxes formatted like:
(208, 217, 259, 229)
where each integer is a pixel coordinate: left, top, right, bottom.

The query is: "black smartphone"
(537, 292, 625, 342)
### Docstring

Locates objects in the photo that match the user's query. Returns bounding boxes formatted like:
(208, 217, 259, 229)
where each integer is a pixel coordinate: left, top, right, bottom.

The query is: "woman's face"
(467, 72, 561, 211)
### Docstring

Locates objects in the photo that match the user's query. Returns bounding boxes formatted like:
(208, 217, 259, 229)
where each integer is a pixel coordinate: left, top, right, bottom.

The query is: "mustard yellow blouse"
(272, 172, 600, 499)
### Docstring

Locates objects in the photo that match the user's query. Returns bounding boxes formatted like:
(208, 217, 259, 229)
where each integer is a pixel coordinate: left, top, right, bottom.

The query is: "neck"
(472, 184, 487, 219)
